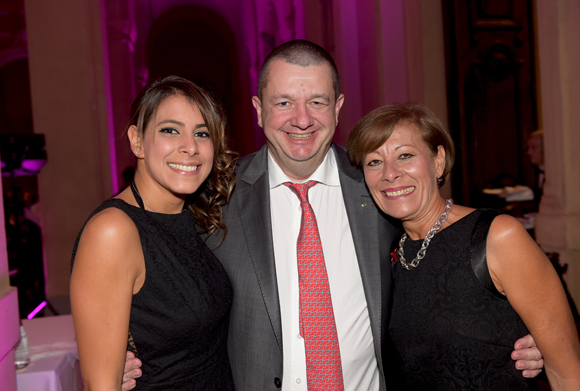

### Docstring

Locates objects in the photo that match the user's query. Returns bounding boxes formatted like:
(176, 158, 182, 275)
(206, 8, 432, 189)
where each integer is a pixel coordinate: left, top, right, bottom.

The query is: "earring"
(436, 176, 443, 185)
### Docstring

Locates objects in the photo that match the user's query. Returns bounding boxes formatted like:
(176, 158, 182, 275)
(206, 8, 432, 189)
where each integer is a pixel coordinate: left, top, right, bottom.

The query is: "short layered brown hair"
(348, 103, 455, 187)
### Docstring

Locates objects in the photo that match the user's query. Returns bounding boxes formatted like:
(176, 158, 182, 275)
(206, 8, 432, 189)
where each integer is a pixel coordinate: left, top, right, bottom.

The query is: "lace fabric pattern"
(128, 330, 138, 357)
(72, 199, 234, 390)
(387, 210, 538, 391)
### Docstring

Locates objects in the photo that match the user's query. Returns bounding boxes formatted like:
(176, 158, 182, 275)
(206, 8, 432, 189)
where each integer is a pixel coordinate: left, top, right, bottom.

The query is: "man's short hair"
(257, 39, 341, 101)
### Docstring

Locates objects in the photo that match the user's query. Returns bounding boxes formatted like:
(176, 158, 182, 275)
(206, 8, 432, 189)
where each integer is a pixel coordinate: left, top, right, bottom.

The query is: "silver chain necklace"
(398, 199, 453, 270)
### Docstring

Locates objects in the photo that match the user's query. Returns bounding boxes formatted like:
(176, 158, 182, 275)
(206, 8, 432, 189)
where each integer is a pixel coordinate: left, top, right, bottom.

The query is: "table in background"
(16, 315, 83, 391)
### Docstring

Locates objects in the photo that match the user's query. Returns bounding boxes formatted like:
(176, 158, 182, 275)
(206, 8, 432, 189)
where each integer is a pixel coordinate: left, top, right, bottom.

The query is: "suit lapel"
(232, 144, 389, 359)
(334, 145, 383, 352)
(235, 146, 283, 352)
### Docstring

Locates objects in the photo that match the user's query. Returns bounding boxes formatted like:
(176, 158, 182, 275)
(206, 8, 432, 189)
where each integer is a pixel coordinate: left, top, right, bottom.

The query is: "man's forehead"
(263, 60, 334, 94)
(268, 58, 332, 74)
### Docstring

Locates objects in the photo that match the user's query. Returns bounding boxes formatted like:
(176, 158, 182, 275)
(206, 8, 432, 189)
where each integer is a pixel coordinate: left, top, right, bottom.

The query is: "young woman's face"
(137, 94, 214, 197)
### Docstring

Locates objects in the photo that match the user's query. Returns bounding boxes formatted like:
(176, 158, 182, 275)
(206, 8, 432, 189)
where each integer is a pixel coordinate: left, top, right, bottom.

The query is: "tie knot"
(284, 181, 318, 203)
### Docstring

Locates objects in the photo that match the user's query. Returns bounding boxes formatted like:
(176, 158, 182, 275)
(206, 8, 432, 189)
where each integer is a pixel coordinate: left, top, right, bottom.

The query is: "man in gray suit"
(123, 40, 543, 390)
(211, 41, 399, 390)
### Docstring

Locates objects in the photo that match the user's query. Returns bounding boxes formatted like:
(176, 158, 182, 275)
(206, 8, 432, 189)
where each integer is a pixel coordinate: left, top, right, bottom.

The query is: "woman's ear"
(128, 125, 143, 158)
(436, 145, 446, 178)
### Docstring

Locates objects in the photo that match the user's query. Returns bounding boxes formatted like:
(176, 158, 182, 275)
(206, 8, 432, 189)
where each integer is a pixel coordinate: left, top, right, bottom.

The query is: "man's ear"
(128, 125, 143, 158)
(252, 96, 263, 128)
(334, 94, 345, 123)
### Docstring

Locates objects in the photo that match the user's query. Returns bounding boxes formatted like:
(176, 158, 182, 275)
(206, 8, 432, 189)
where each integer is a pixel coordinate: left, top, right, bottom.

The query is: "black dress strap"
(130, 183, 146, 210)
(470, 209, 506, 300)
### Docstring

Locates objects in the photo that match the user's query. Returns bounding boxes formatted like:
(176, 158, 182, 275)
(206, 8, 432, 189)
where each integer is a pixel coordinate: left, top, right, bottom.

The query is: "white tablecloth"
(16, 315, 83, 391)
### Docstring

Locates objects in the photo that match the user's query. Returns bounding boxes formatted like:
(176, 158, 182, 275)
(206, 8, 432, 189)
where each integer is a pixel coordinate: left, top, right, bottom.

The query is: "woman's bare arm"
(487, 214, 580, 390)
(71, 208, 144, 391)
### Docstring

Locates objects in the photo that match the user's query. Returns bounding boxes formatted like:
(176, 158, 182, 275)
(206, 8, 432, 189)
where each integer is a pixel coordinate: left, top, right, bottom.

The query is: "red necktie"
(284, 181, 344, 390)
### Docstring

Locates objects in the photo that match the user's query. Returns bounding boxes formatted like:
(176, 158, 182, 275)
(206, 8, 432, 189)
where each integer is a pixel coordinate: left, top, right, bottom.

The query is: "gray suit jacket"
(208, 144, 400, 390)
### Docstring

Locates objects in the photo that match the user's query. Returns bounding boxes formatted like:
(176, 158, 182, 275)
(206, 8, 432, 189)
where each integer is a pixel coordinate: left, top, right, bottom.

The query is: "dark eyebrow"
(157, 119, 184, 127)
(271, 94, 293, 101)
(270, 93, 331, 101)
(310, 94, 331, 101)
(157, 119, 207, 129)
(394, 144, 416, 151)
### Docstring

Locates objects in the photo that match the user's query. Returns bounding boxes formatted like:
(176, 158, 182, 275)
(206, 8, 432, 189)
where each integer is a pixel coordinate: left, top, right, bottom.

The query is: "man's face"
(252, 60, 344, 181)
(526, 135, 544, 167)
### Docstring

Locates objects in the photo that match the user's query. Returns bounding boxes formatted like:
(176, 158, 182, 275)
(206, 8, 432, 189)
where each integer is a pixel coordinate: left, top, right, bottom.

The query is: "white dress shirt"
(268, 148, 379, 391)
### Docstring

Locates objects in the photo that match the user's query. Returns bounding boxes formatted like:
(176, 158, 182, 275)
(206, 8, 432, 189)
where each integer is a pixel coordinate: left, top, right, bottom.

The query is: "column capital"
(108, 20, 137, 52)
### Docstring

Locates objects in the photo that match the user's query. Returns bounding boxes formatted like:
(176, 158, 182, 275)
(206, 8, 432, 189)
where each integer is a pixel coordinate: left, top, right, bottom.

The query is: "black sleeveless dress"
(386, 210, 538, 391)
(71, 193, 234, 390)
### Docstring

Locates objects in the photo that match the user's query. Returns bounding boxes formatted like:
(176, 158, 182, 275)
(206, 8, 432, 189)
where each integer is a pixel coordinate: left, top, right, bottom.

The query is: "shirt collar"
(268, 147, 340, 189)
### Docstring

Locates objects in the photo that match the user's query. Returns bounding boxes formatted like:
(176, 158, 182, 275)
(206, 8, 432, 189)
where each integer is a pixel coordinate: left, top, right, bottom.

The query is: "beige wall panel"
(535, 0, 580, 305)
(24, 0, 114, 298)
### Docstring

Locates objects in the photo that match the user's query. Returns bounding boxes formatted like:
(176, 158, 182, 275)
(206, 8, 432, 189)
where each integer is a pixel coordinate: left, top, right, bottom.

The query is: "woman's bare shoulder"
(487, 213, 529, 244)
(485, 212, 548, 294)
(74, 205, 142, 272)
(83, 206, 137, 242)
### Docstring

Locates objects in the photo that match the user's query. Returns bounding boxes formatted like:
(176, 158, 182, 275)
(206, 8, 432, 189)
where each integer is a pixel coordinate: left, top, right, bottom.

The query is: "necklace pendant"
(398, 199, 453, 270)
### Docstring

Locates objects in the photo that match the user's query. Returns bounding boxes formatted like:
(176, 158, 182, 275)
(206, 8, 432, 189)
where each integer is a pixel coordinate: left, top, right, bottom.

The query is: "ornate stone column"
(106, 0, 137, 190)
(535, 0, 580, 305)
(0, 173, 18, 390)
(24, 0, 114, 299)
(329, 0, 447, 152)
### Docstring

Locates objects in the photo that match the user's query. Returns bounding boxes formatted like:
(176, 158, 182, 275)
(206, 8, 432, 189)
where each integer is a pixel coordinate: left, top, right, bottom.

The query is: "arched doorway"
(146, 5, 255, 155)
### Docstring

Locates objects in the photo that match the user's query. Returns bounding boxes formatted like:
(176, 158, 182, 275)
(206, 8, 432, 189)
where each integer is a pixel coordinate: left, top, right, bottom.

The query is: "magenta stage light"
(27, 301, 47, 319)
(21, 158, 47, 172)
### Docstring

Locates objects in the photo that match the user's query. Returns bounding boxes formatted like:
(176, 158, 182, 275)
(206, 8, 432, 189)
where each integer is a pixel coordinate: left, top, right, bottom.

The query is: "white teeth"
(288, 133, 313, 140)
(169, 163, 198, 172)
(385, 187, 414, 197)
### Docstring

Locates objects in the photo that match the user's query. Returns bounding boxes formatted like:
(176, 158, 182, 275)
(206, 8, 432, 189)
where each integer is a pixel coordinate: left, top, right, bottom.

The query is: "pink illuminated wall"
(3, 0, 580, 326)
(88, 0, 434, 197)
(6, 0, 449, 307)
(0, 5, 37, 388)
(0, 162, 20, 390)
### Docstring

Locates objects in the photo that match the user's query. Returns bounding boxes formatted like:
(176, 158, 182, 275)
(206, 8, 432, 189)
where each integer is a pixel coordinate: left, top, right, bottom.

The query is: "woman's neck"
(402, 197, 449, 240)
(132, 175, 186, 214)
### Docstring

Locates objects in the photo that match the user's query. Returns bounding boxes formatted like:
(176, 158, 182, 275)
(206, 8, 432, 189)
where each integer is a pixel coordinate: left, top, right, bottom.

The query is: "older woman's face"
(363, 124, 445, 222)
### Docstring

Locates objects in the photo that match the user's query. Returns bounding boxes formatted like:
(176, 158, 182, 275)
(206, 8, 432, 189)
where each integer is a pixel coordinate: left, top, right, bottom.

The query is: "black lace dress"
(71, 194, 234, 390)
(386, 210, 538, 391)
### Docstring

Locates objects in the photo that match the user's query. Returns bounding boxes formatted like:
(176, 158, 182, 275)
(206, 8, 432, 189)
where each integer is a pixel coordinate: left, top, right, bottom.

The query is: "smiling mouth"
(287, 132, 313, 140)
(168, 163, 199, 172)
(384, 186, 415, 197)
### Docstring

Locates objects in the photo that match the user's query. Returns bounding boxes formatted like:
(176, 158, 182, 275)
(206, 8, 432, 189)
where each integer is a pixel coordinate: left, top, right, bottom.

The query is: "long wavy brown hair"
(126, 76, 237, 239)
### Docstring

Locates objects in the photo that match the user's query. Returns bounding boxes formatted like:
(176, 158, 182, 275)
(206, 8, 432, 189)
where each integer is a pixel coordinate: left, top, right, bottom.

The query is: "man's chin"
(286, 147, 330, 165)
